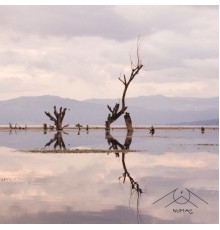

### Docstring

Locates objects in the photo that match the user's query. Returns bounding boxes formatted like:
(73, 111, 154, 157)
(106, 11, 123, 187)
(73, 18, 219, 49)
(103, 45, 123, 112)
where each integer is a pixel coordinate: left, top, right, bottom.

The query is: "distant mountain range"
(84, 95, 218, 111)
(169, 119, 219, 126)
(0, 95, 218, 126)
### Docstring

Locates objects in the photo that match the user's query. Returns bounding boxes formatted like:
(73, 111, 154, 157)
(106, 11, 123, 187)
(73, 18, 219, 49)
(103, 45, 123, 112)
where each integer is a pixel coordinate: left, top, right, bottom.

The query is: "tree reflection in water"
(44, 129, 143, 222)
(45, 131, 67, 150)
(106, 130, 143, 223)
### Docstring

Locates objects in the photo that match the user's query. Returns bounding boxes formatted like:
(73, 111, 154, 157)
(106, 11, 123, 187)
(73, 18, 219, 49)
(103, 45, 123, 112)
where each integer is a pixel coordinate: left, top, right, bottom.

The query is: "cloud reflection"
(0, 146, 218, 224)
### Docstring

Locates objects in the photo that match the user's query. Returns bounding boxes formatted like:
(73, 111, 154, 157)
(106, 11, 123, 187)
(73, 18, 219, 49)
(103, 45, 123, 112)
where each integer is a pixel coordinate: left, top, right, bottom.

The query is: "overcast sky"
(0, 5, 218, 100)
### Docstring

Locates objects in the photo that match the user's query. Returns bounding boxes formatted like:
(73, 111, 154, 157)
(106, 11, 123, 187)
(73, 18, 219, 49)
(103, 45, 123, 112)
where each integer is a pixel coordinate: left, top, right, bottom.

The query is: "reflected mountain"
(105, 130, 143, 223)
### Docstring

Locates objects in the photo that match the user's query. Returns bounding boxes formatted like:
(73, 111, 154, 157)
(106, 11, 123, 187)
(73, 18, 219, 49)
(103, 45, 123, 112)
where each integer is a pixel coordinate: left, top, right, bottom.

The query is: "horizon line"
(0, 94, 219, 102)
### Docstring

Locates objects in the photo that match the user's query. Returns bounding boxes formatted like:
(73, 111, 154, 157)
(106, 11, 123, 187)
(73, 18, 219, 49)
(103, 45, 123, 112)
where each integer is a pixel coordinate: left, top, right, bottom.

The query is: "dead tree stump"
(45, 106, 69, 130)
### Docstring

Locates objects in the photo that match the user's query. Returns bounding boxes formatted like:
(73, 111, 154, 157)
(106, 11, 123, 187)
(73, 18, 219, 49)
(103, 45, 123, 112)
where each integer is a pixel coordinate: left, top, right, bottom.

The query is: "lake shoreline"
(20, 148, 139, 154)
(0, 125, 218, 131)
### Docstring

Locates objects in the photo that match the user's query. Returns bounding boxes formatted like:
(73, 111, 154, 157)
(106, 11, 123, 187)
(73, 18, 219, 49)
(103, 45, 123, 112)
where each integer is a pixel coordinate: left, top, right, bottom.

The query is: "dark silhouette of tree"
(45, 131, 66, 150)
(45, 106, 69, 130)
(119, 152, 143, 223)
(105, 39, 143, 132)
(106, 132, 125, 157)
(106, 131, 143, 223)
(106, 130, 133, 151)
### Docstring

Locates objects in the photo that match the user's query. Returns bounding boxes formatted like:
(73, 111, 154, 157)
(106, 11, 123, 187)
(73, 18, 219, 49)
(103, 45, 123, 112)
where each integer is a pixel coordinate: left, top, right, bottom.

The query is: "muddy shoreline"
(0, 125, 218, 131)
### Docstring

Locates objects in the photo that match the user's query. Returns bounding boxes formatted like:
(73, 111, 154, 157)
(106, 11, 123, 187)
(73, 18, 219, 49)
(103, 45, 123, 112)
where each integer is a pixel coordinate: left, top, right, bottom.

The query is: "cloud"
(0, 6, 139, 41)
(0, 5, 218, 100)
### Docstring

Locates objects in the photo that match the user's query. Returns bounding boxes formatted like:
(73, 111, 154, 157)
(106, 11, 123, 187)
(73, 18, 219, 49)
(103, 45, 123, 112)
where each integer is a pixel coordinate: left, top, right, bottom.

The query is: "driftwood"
(9, 123, 27, 130)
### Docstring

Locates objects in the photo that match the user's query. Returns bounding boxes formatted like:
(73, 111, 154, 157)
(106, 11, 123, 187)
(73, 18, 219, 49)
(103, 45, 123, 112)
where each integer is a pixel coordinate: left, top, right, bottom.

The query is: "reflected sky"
(0, 128, 219, 153)
(0, 129, 219, 224)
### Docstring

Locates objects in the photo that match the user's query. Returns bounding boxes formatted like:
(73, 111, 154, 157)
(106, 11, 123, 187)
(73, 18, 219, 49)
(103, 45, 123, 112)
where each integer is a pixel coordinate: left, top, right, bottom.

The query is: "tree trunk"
(45, 131, 66, 149)
(105, 105, 127, 130)
(105, 39, 143, 131)
(56, 116, 63, 130)
(105, 120, 111, 131)
(124, 130, 133, 149)
(105, 129, 133, 151)
(54, 131, 66, 149)
(124, 112, 133, 131)
(45, 106, 68, 131)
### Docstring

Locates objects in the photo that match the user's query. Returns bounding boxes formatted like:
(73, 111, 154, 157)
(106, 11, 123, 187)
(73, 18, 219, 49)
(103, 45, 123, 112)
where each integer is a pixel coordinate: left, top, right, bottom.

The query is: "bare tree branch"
(62, 124, 69, 129)
(54, 106, 59, 119)
(61, 108, 67, 122)
(45, 106, 68, 130)
(118, 77, 125, 85)
(105, 38, 144, 131)
(45, 111, 56, 123)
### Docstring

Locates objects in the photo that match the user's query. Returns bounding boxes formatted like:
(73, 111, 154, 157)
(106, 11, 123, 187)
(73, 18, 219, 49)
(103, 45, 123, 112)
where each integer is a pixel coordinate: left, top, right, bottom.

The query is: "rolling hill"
(0, 95, 218, 126)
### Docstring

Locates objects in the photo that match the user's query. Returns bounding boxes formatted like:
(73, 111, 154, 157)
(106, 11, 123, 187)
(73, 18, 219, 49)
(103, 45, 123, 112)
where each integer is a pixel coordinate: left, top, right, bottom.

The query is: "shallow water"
(0, 129, 218, 224)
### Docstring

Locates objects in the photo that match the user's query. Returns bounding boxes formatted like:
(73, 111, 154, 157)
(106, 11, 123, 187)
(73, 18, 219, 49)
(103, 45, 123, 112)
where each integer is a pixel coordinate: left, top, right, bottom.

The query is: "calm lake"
(0, 128, 218, 224)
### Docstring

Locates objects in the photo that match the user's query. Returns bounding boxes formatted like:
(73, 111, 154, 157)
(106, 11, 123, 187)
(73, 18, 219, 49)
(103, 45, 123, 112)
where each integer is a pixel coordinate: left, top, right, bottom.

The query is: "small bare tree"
(45, 131, 66, 150)
(45, 106, 69, 130)
(105, 39, 143, 131)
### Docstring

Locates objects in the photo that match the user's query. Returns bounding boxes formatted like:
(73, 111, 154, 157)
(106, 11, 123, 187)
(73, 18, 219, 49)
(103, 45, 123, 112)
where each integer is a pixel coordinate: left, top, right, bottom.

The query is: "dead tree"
(106, 130, 133, 157)
(119, 152, 143, 223)
(45, 131, 66, 149)
(105, 131, 142, 223)
(106, 132, 125, 157)
(45, 106, 69, 130)
(105, 39, 143, 131)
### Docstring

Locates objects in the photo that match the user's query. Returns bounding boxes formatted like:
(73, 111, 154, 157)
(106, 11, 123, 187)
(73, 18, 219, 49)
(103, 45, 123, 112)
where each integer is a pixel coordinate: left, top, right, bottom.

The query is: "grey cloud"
(0, 5, 217, 42)
(0, 205, 187, 224)
(0, 6, 140, 41)
(0, 5, 218, 100)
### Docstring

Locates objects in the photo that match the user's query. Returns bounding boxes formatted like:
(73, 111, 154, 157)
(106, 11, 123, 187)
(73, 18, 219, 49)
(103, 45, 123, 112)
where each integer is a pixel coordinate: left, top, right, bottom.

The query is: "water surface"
(0, 128, 218, 224)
